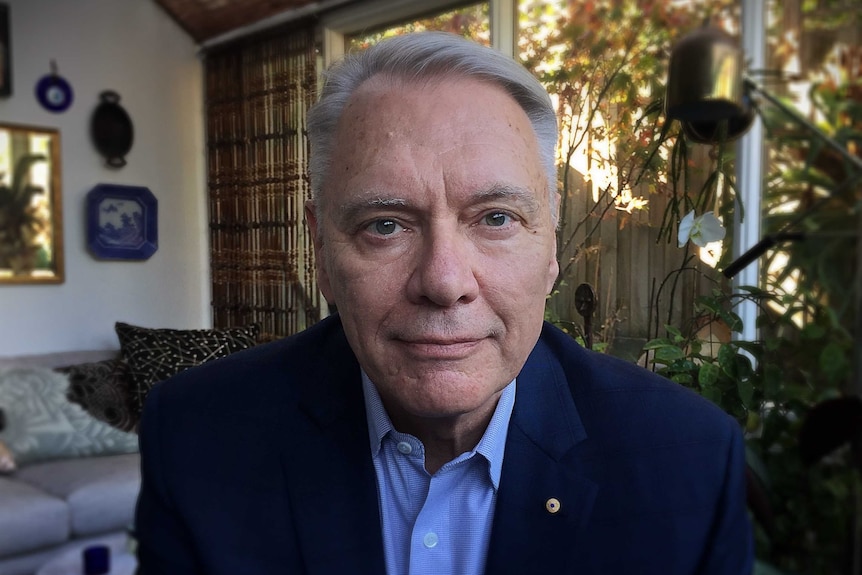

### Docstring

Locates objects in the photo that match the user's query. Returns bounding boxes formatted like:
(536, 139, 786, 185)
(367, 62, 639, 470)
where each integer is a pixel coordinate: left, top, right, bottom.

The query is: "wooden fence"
(547, 157, 726, 360)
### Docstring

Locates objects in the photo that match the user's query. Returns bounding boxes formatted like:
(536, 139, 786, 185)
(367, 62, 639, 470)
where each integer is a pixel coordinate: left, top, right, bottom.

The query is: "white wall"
(0, 0, 209, 355)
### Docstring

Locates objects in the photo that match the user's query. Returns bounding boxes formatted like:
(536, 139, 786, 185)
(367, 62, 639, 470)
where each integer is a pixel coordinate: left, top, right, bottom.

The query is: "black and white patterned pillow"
(57, 359, 139, 432)
(115, 322, 260, 415)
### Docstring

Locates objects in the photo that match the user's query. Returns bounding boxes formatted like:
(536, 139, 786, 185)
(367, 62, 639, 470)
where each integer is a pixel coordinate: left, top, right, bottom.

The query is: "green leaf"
(654, 346, 685, 363)
(664, 324, 683, 338)
(677, 359, 699, 373)
(736, 285, 764, 295)
(671, 373, 693, 385)
(643, 338, 673, 350)
(698, 362, 720, 386)
(719, 310, 743, 332)
(695, 295, 720, 314)
(717, 343, 738, 373)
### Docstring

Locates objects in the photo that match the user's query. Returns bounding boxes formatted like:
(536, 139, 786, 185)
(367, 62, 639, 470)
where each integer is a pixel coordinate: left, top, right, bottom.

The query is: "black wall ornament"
(90, 90, 133, 168)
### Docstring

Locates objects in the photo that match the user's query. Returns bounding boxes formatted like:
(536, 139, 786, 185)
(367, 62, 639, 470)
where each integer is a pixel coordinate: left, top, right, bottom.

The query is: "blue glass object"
(83, 544, 110, 575)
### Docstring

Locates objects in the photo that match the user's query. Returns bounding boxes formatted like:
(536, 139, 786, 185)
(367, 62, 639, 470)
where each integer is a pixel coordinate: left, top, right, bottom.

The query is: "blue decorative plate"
(86, 184, 157, 260)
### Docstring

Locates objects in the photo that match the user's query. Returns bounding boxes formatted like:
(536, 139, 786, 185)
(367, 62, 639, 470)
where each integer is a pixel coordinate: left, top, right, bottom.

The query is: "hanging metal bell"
(665, 24, 754, 144)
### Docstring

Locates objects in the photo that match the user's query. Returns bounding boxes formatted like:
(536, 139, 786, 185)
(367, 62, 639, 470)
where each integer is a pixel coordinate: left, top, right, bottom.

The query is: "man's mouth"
(396, 337, 485, 360)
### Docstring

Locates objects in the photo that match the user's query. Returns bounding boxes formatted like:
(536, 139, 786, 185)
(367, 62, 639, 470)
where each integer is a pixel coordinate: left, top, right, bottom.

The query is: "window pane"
(347, 2, 490, 50)
(518, 0, 739, 355)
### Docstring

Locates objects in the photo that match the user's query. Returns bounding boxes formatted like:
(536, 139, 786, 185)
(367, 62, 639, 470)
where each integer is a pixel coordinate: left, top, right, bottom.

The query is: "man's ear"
(547, 192, 561, 294)
(552, 191, 561, 228)
(546, 237, 560, 295)
(304, 201, 335, 305)
(304, 200, 321, 246)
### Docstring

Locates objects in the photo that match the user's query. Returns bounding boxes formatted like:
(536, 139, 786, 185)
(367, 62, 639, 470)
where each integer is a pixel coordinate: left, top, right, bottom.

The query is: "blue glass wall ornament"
(35, 60, 73, 113)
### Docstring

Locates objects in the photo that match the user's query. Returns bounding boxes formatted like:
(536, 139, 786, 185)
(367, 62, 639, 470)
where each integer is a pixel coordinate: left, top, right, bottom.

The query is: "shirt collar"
(361, 370, 516, 490)
(361, 370, 393, 458)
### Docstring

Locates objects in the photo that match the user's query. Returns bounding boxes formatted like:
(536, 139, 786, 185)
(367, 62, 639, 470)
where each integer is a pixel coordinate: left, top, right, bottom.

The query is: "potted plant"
(0, 154, 47, 274)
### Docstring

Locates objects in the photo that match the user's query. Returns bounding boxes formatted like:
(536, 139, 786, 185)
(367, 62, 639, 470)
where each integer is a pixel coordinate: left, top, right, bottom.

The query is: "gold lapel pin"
(545, 498, 561, 514)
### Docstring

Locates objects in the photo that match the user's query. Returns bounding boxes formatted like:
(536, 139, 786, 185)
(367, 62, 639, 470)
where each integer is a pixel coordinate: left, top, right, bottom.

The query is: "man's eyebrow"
(333, 184, 541, 222)
(473, 183, 541, 214)
(336, 195, 408, 222)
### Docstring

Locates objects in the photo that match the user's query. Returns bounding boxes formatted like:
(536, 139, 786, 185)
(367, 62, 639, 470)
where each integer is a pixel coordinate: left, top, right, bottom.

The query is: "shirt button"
(423, 532, 438, 548)
(397, 441, 413, 455)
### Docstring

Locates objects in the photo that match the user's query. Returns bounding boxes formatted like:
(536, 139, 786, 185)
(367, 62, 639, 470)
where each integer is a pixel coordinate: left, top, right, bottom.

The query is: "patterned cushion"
(56, 359, 138, 432)
(0, 367, 139, 465)
(0, 439, 15, 473)
(115, 322, 260, 414)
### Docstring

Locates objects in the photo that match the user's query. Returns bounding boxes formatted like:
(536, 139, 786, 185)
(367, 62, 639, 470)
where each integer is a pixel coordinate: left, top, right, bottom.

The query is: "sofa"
(0, 322, 261, 575)
(0, 350, 139, 575)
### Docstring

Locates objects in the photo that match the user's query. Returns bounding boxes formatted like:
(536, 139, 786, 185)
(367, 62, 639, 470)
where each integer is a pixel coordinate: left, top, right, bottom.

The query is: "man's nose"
(407, 229, 480, 307)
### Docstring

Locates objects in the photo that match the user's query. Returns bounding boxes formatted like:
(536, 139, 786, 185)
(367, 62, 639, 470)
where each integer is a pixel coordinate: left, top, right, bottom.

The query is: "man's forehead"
(320, 73, 548, 216)
(335, 77, 538, 157)
(346, 73, 519, 119)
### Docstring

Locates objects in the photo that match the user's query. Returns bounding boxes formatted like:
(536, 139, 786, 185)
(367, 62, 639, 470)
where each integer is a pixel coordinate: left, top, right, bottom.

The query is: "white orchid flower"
(678, 211, 726, 248)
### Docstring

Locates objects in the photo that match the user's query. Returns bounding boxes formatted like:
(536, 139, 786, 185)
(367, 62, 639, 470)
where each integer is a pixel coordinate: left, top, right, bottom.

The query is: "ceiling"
(153, 0, 331, 44)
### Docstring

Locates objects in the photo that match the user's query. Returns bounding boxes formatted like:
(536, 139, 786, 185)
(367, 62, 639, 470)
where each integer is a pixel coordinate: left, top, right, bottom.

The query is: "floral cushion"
(0, 367, 139, 465)
(115, 322, 260, 415)
(57, 359, 138, 432)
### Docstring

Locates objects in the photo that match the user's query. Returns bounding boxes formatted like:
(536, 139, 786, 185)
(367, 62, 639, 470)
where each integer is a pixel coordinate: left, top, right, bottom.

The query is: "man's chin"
(398, 397, 498, 423)
(391, 371, 506, 409)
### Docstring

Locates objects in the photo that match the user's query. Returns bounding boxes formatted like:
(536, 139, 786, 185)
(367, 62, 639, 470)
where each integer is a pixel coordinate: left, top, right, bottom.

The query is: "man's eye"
(368, 219, 403, 236)
(483, 212, 512, 227)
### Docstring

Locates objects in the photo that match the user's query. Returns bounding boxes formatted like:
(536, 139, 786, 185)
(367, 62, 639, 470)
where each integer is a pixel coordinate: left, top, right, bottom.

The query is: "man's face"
(307, 76, 559, 428)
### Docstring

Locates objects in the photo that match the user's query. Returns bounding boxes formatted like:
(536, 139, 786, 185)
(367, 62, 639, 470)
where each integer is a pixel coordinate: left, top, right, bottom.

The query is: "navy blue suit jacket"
(135, 316, 753, 574)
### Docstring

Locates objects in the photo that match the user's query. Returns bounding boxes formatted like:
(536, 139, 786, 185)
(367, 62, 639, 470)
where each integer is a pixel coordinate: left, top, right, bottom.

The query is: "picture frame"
(0, 122, 63, 284)
(86, 184, 157, 260)
(0, 3, 10, 98)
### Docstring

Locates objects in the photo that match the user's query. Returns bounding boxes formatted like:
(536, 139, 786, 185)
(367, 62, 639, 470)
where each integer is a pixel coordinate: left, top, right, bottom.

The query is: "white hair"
(306, 31, 558, 220)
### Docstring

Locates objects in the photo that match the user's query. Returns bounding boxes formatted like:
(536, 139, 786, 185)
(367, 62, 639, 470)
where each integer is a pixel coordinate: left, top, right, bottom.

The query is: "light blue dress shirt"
(361, 372, 516, 575)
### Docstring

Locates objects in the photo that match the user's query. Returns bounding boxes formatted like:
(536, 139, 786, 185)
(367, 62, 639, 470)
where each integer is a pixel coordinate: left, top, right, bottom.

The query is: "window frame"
(318, 0, 517, 66)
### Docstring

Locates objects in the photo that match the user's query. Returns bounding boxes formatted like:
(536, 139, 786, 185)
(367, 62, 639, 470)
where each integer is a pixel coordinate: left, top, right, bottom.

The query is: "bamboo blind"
(205, 24, 320, 341)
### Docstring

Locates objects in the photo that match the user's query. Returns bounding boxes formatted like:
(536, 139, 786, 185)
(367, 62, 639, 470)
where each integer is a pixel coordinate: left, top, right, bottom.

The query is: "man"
(135, 32, 753, 574)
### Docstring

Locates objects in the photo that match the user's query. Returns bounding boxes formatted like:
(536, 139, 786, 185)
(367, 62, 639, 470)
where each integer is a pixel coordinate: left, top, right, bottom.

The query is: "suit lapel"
(278, 321, 386, 575)
(274, 318, 598, 574)
(486, 334, 598, 575)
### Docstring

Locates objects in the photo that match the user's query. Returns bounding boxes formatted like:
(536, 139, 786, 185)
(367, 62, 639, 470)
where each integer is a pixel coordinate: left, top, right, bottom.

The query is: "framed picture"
(0, 123, 63, 284)
(86, 184, 157, 260)
(0, 3, 10, 98)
